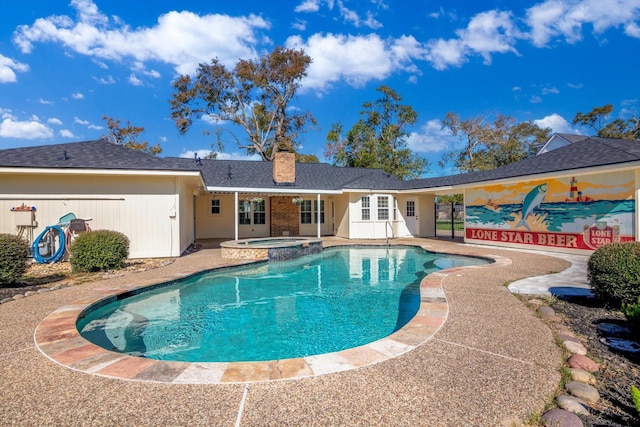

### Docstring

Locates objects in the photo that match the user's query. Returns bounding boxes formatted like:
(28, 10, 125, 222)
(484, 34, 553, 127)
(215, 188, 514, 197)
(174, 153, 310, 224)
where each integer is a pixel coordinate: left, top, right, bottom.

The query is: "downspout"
(234, 191, 239, 240)
(317, 193, 321, 238)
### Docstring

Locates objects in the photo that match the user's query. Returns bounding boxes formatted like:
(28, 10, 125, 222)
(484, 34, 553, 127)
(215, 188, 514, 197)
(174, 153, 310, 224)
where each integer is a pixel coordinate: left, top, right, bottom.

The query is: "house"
(0, 135, 638, 258)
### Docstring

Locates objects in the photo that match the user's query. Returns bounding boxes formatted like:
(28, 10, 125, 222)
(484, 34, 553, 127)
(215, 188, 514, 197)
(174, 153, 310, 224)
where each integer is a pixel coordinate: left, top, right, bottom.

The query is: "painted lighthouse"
(565, 177, 593, 202)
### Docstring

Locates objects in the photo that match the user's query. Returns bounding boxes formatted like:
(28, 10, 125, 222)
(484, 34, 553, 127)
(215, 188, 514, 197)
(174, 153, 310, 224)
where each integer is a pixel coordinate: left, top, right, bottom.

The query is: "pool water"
(77, 246, 488, 362)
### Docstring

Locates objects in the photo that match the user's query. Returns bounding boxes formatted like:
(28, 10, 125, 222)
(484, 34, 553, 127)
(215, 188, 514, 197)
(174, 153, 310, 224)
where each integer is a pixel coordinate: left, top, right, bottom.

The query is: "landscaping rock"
(567, 354, 599, 373)
(528, 298, 545, 308)
(538, 306, 562, 322)
(599, 337, 640, 356)
(541, 408, 584, 427)
(596, 322, 632, 338)
(24, 291, 38, 296)
(37, 288, 50, 293)
(0, 297, 13, 304)
(556, 395, 591, 416)
(566, 381, 600, 404)
(558, 332, 581, 344)
(563, 340, 587, 355)
(12, 294, 25, 300)
(569, 368, 596, 385)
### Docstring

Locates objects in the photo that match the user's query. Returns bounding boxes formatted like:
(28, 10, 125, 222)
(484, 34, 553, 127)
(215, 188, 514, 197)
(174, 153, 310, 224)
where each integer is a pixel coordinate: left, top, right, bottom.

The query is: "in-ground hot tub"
(220, 236, 323, 260)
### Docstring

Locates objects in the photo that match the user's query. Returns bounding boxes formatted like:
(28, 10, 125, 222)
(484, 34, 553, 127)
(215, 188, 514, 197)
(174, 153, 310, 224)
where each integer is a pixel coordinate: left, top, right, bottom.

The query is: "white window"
(253, 199, 266, 225)
(361, 196, 370, 220)
(211, 199, 220, 214)
(301, 200, 312, 224)
(377, 196, 389, 220)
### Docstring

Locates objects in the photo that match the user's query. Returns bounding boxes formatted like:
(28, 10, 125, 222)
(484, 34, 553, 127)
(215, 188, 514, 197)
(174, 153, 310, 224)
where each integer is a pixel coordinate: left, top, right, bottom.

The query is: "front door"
(405, 199, 418, 236)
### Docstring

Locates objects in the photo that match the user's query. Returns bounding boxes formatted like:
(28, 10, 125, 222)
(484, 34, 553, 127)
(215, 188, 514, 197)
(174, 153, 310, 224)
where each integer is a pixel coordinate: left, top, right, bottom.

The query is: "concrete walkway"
(506, 248, 592, 298)
(0, 238, 570, 426)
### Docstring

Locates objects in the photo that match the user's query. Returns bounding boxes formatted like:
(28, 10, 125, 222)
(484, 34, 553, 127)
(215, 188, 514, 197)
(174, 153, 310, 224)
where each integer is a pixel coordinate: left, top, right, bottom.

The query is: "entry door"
(405, 199, 418, 236)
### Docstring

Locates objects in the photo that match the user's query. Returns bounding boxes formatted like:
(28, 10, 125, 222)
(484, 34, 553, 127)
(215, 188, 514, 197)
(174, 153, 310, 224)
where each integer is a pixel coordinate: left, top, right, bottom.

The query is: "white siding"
(0, 172, 198, 258)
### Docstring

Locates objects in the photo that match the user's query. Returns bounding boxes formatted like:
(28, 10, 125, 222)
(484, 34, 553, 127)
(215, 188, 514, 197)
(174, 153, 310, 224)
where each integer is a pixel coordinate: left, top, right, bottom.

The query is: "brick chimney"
(273, 151, 296, 184)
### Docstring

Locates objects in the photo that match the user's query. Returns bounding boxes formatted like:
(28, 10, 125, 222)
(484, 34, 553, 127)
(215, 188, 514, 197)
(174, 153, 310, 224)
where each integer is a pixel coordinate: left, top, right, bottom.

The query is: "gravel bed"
(0, 258, 175, 301)
(550, 296, 640, 426)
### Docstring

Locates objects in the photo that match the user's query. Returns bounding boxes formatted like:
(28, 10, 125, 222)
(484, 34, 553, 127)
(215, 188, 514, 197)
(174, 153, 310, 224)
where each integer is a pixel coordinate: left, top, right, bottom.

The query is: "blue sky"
(1, 0, 639, 176)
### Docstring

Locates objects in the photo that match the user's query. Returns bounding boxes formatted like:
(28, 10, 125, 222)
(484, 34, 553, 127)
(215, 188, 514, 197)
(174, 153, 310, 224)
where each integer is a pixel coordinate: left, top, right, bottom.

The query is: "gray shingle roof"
(0, 139, 197, 171)
(169, 157, 404, 191)
(403, 136, 640, 190)
(2, 136, 639, 193)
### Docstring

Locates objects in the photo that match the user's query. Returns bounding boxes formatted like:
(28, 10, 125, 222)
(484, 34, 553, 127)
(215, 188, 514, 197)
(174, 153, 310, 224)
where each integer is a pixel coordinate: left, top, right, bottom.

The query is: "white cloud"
(406, 119, 459, 153)
(426, 10, 520, 69)
(48, 117, 63, 125)
(530, 95, 543, 103)
(292, 19, 307, 31)
(59, 129, 76, 138)
(626, 21, 640, 37)
(287, 33, 425, 91)
(0, 53, 29, 83)
(526, 0, 640, 47)
(72, 92, 84, 99)
(128, 73, 143, 86)
(337, 2, 382, 29)
(534, 113, 575, 133)
(13, 0, 271, 76)
(93, 75, 115, 84)
(0, 112, 53, 139)
(73, 117, 101, 130)
(542, 86, 559, 95)
(295, 0, 321, 13)
(39, 98, 53, 104)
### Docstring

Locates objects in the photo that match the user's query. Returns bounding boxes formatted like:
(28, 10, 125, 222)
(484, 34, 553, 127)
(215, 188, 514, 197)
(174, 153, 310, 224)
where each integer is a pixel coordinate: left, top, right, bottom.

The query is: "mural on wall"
(465, 171, 636, 250)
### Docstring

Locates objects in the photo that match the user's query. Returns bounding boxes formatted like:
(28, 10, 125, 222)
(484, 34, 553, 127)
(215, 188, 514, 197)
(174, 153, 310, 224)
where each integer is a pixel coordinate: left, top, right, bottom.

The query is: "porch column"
(234, 191, 239, 240)
(317, 193, 321, 238)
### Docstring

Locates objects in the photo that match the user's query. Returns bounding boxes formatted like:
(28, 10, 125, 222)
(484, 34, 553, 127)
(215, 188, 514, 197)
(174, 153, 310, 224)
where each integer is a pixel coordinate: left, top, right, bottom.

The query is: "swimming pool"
(77, 246, 490, 363)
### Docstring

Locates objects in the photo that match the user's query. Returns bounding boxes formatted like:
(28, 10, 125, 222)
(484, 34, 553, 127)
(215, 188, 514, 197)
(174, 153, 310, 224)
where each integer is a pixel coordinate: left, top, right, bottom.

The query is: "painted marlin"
(516, 183, 548, 230)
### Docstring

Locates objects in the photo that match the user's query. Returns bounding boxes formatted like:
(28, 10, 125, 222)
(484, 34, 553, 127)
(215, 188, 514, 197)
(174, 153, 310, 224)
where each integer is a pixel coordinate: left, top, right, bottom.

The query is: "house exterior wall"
(334, 194, 350, 238)
(194, 194, 336, 239)
(0, 172, 195, 258)
(346, 192, 401, 239)
(464, 169, 637, 253)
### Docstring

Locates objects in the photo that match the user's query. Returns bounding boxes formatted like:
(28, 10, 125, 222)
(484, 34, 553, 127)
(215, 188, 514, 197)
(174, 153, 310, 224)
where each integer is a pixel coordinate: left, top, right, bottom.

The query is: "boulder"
(563, 340, 587, 355)
(556, 395, 590, 416)
(541, 408, 584, 427)
(567, 354, 599, 373)
(569, 368, 596, 385)
(566, 381, 600, 404)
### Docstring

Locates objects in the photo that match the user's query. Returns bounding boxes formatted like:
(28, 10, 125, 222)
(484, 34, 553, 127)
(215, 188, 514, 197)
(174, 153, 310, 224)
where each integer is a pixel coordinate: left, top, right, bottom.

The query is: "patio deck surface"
(0, 238, 570, 426)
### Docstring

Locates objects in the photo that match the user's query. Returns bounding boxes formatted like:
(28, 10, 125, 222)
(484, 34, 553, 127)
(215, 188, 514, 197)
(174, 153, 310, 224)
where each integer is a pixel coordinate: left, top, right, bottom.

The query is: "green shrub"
(69, 230, 129, 273)
(632, 385, 640, 415)
(0, 234, 30, 286)
(587, 242, 640, 307)
(622, 297, 640, 331)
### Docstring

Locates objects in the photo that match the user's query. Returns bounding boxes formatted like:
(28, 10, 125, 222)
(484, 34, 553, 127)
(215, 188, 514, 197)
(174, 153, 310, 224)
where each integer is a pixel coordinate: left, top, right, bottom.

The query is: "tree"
(170, 47, 316, 161)
(101, 116, 161, 155)
(440, 112, 551, 172)
(325, 85, 428, 180)
(572, 104, 639, 140)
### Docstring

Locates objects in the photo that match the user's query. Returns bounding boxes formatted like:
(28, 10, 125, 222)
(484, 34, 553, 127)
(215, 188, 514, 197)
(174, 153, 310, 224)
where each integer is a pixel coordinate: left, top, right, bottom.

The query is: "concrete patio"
(0, 238, 572, 426)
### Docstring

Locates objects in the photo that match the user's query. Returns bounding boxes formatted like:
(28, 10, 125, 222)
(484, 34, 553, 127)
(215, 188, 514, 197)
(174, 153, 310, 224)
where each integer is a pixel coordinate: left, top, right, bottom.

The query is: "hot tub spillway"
(220, 237, 322, 260)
